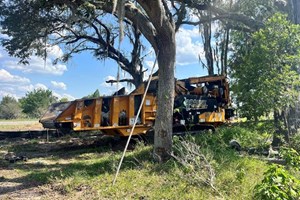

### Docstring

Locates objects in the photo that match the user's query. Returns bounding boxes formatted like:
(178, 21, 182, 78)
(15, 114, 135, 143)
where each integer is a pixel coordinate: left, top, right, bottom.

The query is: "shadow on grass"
(0, 143, 164, 196)
(0, 175, 41, 196)
(3, 135, 135, 159)
(2, 134, 232, 196)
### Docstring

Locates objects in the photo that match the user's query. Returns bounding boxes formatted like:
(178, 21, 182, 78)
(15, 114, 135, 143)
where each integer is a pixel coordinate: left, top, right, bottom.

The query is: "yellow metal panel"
(111, 97, 119, 126)
(118, 96, 130, 125)
(128, 95, 135, 124)
(131, 84, 145, 94)
(198, 109, 225, 123)
(55, 102, 76, 122)
(81, 100, 95, 128)
(184, 75, 226, 84)
(74, 101, 83, 120)
(110, 96, 130, 126)
(93, 98, 102, 128)
(144, 95, 156, 125)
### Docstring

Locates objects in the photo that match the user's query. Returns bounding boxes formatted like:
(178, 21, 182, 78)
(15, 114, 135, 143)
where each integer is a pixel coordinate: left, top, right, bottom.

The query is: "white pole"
(112, 52, 158, 185)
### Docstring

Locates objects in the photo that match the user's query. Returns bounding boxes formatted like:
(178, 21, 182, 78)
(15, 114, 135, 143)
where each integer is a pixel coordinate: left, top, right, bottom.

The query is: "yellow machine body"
(40, 75, 233, 136)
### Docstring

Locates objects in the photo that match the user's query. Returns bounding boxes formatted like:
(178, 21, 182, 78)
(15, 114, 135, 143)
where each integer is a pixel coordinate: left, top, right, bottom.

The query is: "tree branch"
(106, 78, 134, 85)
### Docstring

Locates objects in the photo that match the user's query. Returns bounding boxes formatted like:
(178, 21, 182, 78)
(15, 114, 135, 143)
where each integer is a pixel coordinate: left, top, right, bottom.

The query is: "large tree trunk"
(289, 0, 300, 24)
(134, 0, 176, 162)
(153, 36, 176, 162)
(295, 0, 300, 24)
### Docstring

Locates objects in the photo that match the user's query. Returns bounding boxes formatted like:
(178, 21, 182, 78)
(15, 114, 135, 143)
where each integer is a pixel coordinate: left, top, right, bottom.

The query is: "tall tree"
(0, 96, 22, 119)
(179, 0, 273, 75)
(0, 0, 207, 162)
(0, 0, 264, 161)
(20, 89, 57, 118)
(0, 1, 146, 88)
(202, 11, 214, 75)
(230, 13, 300, 129)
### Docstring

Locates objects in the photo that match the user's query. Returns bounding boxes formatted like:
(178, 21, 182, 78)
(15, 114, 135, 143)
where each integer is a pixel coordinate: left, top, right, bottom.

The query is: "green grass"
(1, 122, 299, 199)
(2, 142, 267, 199)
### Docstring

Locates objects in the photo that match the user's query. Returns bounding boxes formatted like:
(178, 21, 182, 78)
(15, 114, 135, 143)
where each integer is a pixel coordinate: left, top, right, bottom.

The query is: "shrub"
(0, 96, 22, 119)
(216, 126, 272, 150)
(254, 165, 300, 200)
(280, 147, 300, 171)
(20, 89, 57, 118)
(290, 133, 300, 152)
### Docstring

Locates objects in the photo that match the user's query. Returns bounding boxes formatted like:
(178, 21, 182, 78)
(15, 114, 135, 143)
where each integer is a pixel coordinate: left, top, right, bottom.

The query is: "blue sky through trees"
(0, 27, 208, 101)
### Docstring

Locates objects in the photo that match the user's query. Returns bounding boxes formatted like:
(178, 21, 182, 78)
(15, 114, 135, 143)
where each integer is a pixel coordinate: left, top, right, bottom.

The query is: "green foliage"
(59, 97, 69, 103)
(280, 147, 300, 171)
(87, 89, 100, 98)
(0, 126, 272, 200)
(0, 0, 97, 64)
(231, 0, 277, 20)
(193, 124, 273, 151)
(290, 133, 300, 152)
(221, 126, 272, 149)
(0, 96, 22, 119)
(254, 165, 300, 200)
(19, 89, 57, 118)
(231, 13, 300, 120)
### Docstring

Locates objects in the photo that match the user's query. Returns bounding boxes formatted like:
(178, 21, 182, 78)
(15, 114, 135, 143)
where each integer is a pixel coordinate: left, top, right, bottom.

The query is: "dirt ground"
(0, 134, 120, 200)
(0, 169, 63, 200)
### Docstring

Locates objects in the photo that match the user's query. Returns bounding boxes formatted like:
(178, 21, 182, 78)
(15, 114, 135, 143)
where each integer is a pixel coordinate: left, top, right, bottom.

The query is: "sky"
(0, 27, 209, 101)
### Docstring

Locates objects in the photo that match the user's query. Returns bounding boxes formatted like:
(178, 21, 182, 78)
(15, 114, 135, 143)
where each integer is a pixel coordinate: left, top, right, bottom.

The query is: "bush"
(280, 147, 300, 171)
(205, 126, 272, 150)
(0, 96, 22, 119)
(20, 89, 57, 118)
(290, 133, 300, 152)
(254, 165, 300, 200)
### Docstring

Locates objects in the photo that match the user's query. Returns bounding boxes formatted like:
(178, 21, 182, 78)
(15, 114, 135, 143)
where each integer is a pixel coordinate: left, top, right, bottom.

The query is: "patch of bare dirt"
(0, 135, 135, 199)
(0, 168, 64, 200)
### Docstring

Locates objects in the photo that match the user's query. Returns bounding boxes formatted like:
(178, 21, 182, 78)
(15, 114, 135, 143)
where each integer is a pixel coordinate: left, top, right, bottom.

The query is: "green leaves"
(280, 147, 300, 171)
(20, 88, 57, 118)
(254, 165, 300, 200)
(0, 96, 22, 119)
(231, 13, 300, 120)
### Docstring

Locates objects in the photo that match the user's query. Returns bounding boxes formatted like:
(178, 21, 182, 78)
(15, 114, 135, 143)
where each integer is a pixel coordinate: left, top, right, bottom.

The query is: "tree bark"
(203, 21, 214, 75)
(294, 0, 300, 24)
(288, 0, 300, 24)
(153, 32, 176, 162)
(221, 28, 230, 75)
(134, 0, 176, 162)
(286, 0, 300, 136)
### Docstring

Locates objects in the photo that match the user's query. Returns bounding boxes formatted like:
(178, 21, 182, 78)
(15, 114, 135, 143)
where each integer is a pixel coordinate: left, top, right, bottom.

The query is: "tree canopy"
(0, 0, 183, 161)
(87, 89, 100, 98)
(0, 0, 290, 161)
(230, 13, 300, 120)
(0, 96, 22, 119)
(20, 89, 57, 118)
